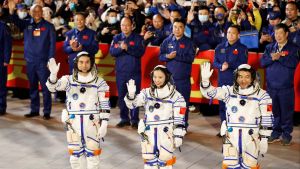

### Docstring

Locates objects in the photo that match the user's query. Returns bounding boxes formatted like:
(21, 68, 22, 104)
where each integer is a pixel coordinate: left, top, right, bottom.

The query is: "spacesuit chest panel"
(66, 79, 100, 113)
(144, 91, 174, 123)
(226, 93, 260, 125)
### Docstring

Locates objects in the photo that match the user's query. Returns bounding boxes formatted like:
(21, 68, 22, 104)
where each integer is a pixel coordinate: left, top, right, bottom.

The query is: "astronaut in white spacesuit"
(200, 62, 273, 169)
(46, 51, 110, 169)
(124, 65, 186, 169)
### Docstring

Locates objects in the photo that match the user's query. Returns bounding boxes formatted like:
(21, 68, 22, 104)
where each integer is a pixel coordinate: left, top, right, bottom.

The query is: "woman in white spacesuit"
(200, 62, 273, 169)
(46, 51, 110, 169)
(124, 65, 187, 169)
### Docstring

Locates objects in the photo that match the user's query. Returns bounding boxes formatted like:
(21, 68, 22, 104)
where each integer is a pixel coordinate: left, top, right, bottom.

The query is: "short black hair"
(75, 12, 87, 18)
(274, 23, 289, 33)
(173, 18, 186, 26)
(228, 24, 241, 33)
(286, 1, 298, 9)
(198, 5, 209, 12)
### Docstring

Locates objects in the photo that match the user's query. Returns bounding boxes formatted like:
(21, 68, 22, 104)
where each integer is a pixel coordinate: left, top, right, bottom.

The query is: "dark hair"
(74, 52, 95, 73)
(173, 18, 186, 26)
(75, 12, 87, 18)
(198, 5, 209, 12)
(215, 5, 227, 12)
(274, 23, 289, 33)
(228, 24, 241, 33)
(170, 9, 181, 16)
(286, 1, 298, 9)
(150, 65, 172, 90)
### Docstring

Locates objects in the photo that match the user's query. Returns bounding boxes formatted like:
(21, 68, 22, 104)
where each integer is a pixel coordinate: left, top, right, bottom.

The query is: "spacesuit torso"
(125, 84, 186, 168)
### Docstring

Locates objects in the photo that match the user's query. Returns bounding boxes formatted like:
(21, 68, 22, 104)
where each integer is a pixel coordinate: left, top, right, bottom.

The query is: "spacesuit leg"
(142, 128, 158, 168)
(222, 141, 240, 169)
(144, 164, 158, 169)
(241, 136, 259, 169)
(70, 155, 85, 169)
(158, 126, 176, 168)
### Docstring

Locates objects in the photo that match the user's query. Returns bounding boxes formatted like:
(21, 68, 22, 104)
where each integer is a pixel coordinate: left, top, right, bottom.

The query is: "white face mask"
(198, 15, 209, 23)
(144, 8, 150, 15)
(108, 17, 117, 24)
(59, 18, 64, 24)
(18, 11, 28, 19)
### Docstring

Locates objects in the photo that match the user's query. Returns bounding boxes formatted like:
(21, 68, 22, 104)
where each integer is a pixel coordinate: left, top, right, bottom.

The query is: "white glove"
(201, 62, 213, 86)
(137, 119, 146, 135)
(259, 138, 268, 155)
(220, 120, 227, 136)
(98, 120, 108, 139)
(174, 137, 183, 148)
(126, 79, 136, 99)
(61, 109, 69, 123)
(48, 58, 60, 82)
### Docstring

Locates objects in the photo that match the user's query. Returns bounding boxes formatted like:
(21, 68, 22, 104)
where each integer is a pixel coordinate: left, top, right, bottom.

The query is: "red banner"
(7, 41, 300, 111)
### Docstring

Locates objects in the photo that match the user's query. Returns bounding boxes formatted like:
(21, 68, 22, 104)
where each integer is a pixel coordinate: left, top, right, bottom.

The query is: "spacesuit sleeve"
(124, 89, 147, 109)
(259, 91, 273, 137)
(46, 75, 70, 92)
(97, 79, 111, 120)
(200, 84, 230, 102)
(173, 94, 186, 126)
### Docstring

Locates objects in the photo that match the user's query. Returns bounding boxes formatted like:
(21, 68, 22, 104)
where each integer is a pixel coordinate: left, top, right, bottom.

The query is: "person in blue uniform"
(213, 25, 248, 136)
(109, 17, 145, 128)
(159, 18, 196, 129)
(261, 23, 300, 146)
(186, 5, 215, 51)
(63, 12, 99, 73)
(0, 21, 12, 116)
(8, 3, 56, 120)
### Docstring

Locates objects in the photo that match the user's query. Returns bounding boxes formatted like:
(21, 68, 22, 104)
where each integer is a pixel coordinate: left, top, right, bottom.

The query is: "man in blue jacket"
(63, 12, 99, 73)
(0, 21, 12, 116)
(159, 18, 196, 129)
(261, 23, 299, 146)
(213, 25, 248, 136)
(8, 3, 56, 120)
(109, 17, 145, 128)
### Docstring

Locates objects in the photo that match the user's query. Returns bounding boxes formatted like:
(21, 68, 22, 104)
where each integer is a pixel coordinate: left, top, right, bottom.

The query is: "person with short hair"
(46, 51, 110, 169)
(261, 23, 299, 146)
(200, 62, 273, 169)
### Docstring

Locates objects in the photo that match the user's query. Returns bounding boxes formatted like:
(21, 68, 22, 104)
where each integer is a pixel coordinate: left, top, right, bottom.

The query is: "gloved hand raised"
(126, 79, 136, 99)
(48, 58, 60, 82)
(98, 120, 108, 139)
(259, 137, 268, 155)
(201, 62, 213, 87)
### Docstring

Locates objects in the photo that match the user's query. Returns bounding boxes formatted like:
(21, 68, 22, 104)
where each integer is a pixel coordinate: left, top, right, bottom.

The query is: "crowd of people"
(0, 0, 299, 168)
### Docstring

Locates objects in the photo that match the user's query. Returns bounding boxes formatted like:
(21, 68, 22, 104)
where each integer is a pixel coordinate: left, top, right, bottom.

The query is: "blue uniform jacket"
(0, 22, 12, 64)
(290, 30, 300, 48)
(213, 40, 248, 86)
(63, 28, 99, 61)
(159, 35, 195, 80)
(212, 21, 232, 47)
(9, 15, 56, 63)
(187, 21, 215, 51)
(261, 42, 300, 89)
(109, 32, 145, 73)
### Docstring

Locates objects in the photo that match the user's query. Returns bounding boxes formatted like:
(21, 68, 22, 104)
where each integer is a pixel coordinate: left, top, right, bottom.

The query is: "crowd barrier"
(7, 41, 300, 112)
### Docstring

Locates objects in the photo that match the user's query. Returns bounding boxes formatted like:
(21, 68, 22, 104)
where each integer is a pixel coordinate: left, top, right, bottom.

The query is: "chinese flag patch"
(129, 41, 135, 46)
(267, 105, 272, 112)
(105, 92, 110, 98)
(40, 27, 46, 31)
(179, 44, 185, 48)
(282, 51, 289, 56)
(179, 107, 187, 115)
(114, 43, 119, 48)
(83, 35, 89, 40)
(203, 30, 209, 35)
(233, 49, 238, 55)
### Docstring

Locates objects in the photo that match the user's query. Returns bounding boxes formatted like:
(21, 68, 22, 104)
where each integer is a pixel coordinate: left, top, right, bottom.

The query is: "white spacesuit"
(124, 65, 186, 169)
(46, 52, 110, 169)
(200, 63, 273, 169)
